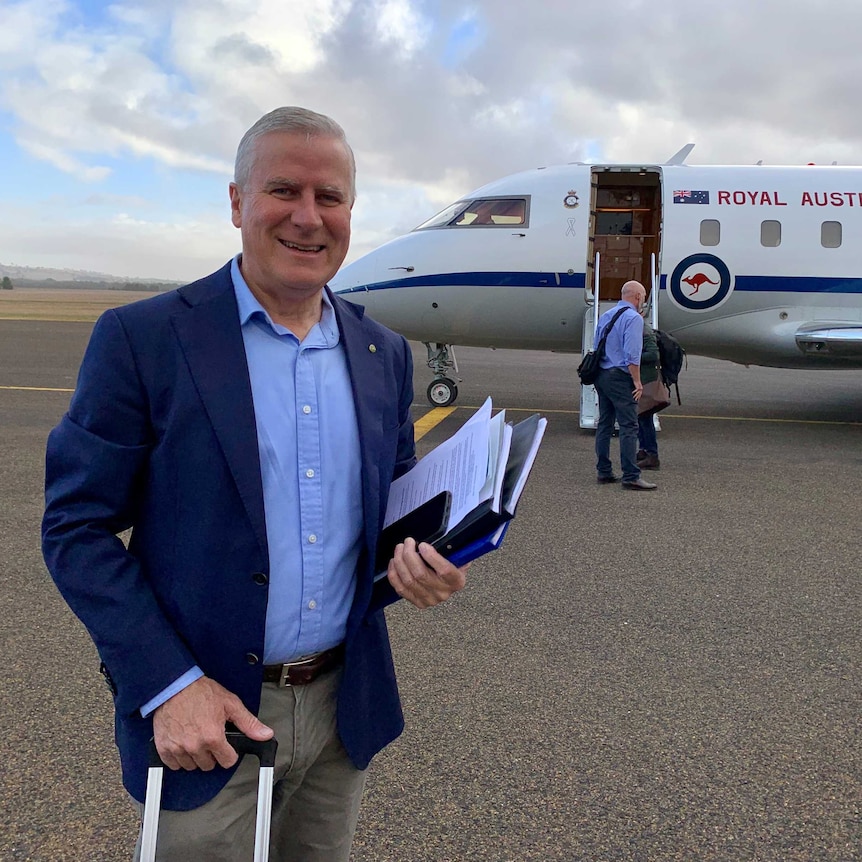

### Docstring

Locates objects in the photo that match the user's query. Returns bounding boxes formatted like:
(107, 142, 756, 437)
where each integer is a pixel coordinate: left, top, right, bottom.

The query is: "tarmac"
(1, 317, 859, 861)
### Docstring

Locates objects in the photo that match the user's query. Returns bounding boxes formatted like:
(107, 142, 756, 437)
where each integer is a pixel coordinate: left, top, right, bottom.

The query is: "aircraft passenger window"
(450, 198, 527, 227)
(699, 219, 720, 246)
(821, 221, 842, 248)
(760, 220, 781, 247)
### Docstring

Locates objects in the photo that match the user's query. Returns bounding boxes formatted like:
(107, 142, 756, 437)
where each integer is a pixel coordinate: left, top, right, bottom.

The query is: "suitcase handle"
(147, 730, 278, 768)
(142, 730, 278, 862)
(226, 731, 278, 768)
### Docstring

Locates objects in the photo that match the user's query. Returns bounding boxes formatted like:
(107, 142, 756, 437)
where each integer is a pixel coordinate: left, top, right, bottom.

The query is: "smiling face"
(229, 130, 354, 308)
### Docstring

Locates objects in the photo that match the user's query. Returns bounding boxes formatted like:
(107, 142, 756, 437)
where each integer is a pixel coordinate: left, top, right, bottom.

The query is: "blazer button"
(252, 572, 268, 586)
(246, 653, 260, 665)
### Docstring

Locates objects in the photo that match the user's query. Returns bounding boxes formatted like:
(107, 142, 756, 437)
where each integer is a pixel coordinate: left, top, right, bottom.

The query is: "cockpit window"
(414, 197, 529, 230)
(414, 201, 472, 230)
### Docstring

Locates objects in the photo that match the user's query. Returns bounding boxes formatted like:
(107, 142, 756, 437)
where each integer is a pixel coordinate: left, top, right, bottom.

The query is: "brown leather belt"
(262, 645, 344, 687)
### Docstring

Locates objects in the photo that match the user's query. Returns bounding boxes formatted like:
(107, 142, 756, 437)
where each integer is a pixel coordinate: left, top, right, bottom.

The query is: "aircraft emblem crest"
(563, 190, 579, 208)
(668, 253, 734, 312)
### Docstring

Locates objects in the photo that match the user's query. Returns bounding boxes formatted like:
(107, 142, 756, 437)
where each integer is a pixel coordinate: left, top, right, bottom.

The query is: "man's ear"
(229, 183, 242, 228)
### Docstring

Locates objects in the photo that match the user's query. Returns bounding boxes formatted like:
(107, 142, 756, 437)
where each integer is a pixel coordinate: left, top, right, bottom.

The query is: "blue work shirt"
(141, 256, 363, 715)
(598, 300, 644, 371)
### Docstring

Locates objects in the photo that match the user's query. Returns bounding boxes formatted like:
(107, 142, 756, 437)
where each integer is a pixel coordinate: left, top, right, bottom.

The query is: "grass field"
(0, 288, 164, 321)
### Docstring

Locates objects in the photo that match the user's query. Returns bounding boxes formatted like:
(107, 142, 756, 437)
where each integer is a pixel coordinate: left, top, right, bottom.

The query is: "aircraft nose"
(331, 255, 378, 294)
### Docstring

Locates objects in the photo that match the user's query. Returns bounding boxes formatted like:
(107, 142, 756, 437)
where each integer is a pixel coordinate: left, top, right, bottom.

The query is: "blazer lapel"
(172, 267, 268, 557)
(331, 291, 385, 575)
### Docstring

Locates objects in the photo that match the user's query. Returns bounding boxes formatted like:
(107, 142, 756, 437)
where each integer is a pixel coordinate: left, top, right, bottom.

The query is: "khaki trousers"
(132, 668, 367, 861)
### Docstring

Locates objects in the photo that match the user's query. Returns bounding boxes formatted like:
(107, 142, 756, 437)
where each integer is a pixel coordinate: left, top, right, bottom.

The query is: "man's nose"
(291, 192, 324, 228)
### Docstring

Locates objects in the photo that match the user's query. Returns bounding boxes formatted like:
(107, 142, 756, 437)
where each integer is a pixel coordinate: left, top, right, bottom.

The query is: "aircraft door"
(580, 169, 662, 429)
(587, 169, 662, 301)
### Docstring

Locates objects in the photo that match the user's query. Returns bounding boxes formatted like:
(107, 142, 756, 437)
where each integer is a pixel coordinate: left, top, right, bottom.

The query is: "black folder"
(434, 413, 542, 556)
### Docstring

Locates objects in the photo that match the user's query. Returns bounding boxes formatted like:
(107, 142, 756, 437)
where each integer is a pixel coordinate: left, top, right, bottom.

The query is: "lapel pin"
(368, 344, 377, 353)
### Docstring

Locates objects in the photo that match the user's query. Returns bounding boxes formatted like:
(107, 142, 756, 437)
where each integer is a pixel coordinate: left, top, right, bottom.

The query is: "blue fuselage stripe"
(337, 271, 585, 292)
(733, 274, 862, 294)
(335, 272, 862, 295)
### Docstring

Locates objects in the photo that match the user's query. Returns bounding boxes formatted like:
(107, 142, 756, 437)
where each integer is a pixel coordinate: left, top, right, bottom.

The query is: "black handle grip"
(226, 731, 278, 768)
(148, 731, 278, 769)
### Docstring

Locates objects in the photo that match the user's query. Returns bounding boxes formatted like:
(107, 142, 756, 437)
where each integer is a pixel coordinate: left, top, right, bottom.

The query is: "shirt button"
(308, 600, 317, 610)
(302, 405, 311, 414)
(306, 469, 315, 478)
(308, 534, 317, 544)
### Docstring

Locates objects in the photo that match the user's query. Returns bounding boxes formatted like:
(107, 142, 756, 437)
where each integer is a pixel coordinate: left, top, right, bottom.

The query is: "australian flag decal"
(673, 190, 709, 204)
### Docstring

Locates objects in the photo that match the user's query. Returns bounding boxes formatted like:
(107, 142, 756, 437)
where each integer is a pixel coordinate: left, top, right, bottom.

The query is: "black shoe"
(622, 477, 658, 490)
(597, 474, 620, 484)
(637, 453, 660, 470)
(635, 449, 647, 461)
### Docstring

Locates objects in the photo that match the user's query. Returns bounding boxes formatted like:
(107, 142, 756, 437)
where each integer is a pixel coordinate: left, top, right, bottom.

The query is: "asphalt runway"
(1, 318, 860, 861)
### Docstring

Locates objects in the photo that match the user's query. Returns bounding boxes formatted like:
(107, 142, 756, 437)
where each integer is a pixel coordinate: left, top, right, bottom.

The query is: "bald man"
(593, 281, 657, 490)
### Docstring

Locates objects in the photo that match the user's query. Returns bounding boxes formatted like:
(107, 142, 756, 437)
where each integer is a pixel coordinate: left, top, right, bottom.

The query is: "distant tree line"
(6, 278, 176, 292)
(1, 276, 12, 290)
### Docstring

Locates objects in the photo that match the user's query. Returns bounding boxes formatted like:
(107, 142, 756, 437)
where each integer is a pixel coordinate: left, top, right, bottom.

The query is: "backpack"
(655, 329, 686, 404)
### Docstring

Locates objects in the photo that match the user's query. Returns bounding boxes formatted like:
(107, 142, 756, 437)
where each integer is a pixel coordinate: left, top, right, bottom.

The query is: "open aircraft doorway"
(579, 168, 663, 427)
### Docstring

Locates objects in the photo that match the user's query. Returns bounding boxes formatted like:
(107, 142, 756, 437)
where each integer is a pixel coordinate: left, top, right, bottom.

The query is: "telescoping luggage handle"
(140, 732, 279, 862)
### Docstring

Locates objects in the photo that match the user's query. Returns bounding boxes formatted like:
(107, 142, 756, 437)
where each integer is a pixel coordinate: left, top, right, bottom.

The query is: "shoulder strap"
(596, 306, 630, 349)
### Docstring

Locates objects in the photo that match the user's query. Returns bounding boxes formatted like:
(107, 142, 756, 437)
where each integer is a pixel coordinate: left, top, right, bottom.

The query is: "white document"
(384, 396, 494, 532)
(477, 409, 509, 512)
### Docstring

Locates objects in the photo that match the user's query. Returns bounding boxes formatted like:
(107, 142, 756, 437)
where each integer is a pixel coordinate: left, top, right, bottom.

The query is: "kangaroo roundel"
(669, 253, 734, 312)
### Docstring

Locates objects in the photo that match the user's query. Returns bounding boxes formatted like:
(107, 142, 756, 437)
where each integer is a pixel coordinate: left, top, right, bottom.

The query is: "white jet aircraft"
(330, 146, 862, 425)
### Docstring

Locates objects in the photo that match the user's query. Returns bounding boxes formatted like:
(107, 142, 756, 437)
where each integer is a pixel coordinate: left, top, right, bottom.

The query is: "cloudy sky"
(2, 0, 862, 281)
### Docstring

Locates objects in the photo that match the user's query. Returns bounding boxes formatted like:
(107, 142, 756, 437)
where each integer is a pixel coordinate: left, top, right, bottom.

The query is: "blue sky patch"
(442, 14, 484, 68)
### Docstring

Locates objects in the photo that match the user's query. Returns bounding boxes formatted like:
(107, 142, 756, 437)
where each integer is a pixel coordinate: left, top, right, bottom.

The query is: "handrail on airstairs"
(578, 253, 602, 429)
(649, 253, 659, 330)
(578, 253, 660, 431)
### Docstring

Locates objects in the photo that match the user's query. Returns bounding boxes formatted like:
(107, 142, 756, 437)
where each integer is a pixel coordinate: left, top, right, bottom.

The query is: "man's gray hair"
(234, 106, 356, 199)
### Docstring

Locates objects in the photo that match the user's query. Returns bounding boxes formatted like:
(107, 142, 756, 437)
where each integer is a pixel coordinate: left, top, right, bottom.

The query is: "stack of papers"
(377, 397, 547, 574)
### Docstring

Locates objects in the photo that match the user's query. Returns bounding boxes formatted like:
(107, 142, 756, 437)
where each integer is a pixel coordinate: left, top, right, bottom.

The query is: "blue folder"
(445, 521, 510, 568)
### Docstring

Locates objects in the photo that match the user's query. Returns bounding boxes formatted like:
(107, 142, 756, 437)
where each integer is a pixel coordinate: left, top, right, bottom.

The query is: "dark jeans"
(595, 367, 640, 482)
(638, 413, 658, 455)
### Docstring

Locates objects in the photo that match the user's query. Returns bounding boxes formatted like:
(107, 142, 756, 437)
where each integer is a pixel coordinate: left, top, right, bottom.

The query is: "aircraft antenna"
(665, 143, 695, 165)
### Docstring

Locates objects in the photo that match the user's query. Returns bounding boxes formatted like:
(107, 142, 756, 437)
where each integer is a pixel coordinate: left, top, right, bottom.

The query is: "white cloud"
(0, 0, 66, 68)
(171, 1, 329, 77)
(3, 0, 862, 276)
(18, 139, 111, 181)
(3, 206, 239, 281)
(368, 0, 431, 58)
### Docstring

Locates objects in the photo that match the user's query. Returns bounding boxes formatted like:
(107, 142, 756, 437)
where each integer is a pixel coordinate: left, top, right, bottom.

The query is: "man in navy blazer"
(42, 107, 467, 860)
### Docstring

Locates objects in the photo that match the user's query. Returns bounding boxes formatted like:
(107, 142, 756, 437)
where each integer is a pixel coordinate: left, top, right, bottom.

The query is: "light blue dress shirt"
(141, 257, 363, 716)
(598, 300, 644, 370)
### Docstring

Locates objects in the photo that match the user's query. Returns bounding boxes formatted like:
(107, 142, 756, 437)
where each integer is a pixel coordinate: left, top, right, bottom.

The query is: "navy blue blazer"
(42, 262, 417, 810)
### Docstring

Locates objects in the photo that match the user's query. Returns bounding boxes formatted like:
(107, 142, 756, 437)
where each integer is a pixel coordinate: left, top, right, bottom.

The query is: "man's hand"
(153, 676, 273, 771)
(387, 537, 469, 609)
(628, 364, 643, 401)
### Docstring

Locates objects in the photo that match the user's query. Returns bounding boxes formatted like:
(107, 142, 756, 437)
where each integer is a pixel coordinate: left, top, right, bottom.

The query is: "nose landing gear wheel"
(427, 378, 458, 407)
